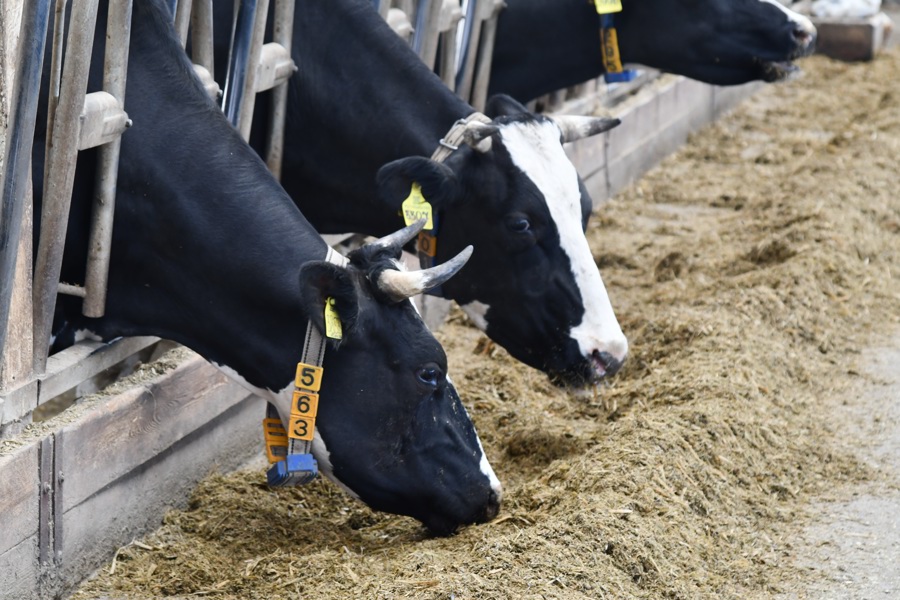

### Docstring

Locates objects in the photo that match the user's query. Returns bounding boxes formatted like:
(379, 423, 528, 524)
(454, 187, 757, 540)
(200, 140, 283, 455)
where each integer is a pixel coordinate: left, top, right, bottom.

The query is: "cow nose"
(593, 350, 624, 378)
(791, 21, 817, 53)
(483, 489, 502, 522)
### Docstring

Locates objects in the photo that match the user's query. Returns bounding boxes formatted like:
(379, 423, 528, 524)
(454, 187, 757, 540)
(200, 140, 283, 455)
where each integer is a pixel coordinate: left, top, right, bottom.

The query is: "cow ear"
(485, 93, 530, 118)
(298, 262, 359, 339)
(376, 156, 461, 212)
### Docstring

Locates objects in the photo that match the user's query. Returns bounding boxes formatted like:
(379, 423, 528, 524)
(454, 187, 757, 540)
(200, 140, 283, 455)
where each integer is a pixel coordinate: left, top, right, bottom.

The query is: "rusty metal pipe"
(83, 0, 133, 318)
(33, 0, 101, 373)
(0, 0, 53, 359)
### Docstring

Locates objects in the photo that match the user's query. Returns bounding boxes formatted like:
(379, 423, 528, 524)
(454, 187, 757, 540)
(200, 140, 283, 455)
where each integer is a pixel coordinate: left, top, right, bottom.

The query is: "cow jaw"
(499, 120, 628, 382)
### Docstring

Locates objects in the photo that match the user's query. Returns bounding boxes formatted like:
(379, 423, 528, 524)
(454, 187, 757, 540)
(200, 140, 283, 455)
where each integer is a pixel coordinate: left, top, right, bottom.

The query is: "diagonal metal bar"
(0, 0, 53, 359)
(265, 0, 295, 179)
(33, 0, 101, 374)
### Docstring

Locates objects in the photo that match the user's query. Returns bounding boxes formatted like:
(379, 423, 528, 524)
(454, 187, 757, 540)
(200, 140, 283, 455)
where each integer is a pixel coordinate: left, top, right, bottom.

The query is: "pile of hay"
(72, 49, 900, 599)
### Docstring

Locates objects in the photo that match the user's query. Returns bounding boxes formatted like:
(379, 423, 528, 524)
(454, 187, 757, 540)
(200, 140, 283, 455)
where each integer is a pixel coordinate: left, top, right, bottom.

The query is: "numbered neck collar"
(264, 246, 346, 487)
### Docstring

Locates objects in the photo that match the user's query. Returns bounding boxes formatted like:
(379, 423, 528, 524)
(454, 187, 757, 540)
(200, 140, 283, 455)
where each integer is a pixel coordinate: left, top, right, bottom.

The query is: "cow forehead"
(497, 120, 582, 231)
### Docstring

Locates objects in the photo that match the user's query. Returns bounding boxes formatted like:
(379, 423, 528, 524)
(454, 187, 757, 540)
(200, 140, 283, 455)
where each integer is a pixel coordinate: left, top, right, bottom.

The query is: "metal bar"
(436, 0, 462, 91)
(236, 0, 270, 141)
(0, 0, 52, 359)
(174, 0, 193, 47)
(53, 432, 64, 565)
(265, 0, 295, 179)
(377, 0, 391, 19)
(38, 436, 53, 567)
(45, 0, 68, 155)
(191, 0, 215, 73)
(57, 283, 86, 298)
(83, 0, 133, 318)
(33, 0, 101, 374)
(412, 0, 442, 67)
(469, 9, 499, 111)
(222, 0, 258, 128)
(454, 0, 479, 96)
(166, 0, 178, 18)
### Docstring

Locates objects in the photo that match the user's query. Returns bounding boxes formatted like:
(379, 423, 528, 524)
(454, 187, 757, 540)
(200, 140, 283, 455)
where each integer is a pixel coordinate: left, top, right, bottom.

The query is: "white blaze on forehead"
(759, 0, 816, 35)
(499, 121, 628, 363)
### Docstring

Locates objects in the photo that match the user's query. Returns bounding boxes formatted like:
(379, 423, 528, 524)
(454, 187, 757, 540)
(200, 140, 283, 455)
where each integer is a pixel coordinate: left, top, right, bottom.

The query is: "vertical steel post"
(265, 0, 294, 179)
(0, 0, 52, 358)
(173, 0, 193, 47)
(236, 0, 269, 140)
(191, 0, 215, 73)
(469, 9, 498, 111)
(222, 0, 258, 129)
(82, 0, 133, 318)
(454, 0, 478, 95)
(412, 0, 442, 68)
(33, 0, 101, 373)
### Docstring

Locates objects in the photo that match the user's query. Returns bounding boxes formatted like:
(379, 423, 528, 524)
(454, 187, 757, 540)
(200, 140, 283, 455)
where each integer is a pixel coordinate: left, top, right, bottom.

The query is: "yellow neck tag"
(401, 182, 434, 230)
(594, 0, 623, 14)
(324, 297, 342, 340)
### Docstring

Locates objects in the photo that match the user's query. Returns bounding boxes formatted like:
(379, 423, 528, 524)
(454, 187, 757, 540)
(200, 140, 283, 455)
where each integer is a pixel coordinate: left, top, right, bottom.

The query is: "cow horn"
(377, 245, 474, 302)
(369, 219, 427, 255)
(552, 115, 620, 143)
(462, 122, 498, 153)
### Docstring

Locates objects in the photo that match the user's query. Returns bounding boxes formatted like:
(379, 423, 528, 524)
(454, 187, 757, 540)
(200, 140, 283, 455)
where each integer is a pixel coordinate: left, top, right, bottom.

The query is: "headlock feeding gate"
(0, 0, 762, 597)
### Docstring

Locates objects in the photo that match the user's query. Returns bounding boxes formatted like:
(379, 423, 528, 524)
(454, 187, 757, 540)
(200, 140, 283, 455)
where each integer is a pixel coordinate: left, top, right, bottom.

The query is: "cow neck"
(282, 0, 474, 237)
(489, 0, 615, 102)
(412, 112, 491, 289)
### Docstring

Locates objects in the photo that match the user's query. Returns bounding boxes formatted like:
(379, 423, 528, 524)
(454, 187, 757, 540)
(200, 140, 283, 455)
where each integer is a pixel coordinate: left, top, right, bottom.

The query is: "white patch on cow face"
(460, 300, 491, 331)
(498, 121, 628, 366)
(446, 373, 502, 499)
(758, 0, 816, 39)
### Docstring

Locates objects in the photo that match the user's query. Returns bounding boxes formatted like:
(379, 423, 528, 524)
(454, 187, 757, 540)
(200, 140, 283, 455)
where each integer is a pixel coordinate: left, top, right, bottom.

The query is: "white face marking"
(759, 0, 816, 38)
(499, 121, 628, 364)
(447, 373, 503, 499)
(460, 300, 491, 331)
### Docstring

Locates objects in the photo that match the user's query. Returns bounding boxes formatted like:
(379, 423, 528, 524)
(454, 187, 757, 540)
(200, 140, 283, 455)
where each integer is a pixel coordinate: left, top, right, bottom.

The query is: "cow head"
(618, 0, 817, 84)
(376, 96, 626, 387)
(294, 222, 501, 535)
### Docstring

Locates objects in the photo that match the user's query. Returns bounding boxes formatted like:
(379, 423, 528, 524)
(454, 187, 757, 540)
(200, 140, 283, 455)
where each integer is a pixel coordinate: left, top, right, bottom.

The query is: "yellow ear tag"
(324, 297, 342, 340)
(401, 182, 434, 231)
(594, 0, 623, 14)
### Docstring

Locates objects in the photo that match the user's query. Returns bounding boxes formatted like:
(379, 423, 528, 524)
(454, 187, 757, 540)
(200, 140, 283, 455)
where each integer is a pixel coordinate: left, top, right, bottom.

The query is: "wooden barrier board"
(0, 353, 263, 600)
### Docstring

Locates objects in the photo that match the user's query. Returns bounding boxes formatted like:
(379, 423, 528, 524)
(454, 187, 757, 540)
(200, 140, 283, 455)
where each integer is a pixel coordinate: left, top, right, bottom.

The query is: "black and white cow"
(221, 0, 628, 386)
(34, 0, 500, 535)
(489, 0, 818, 102)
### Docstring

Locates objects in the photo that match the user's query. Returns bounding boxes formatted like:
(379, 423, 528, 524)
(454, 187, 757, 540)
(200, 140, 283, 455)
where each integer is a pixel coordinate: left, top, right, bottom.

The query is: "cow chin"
(760, 60, 801, 82)
(419, 491, 502, 537)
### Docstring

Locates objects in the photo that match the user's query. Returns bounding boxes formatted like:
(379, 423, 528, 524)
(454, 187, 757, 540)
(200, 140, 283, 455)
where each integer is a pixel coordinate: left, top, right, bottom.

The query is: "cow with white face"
(36, 0, 500, 536)
(216, 0, 629, 386)
(490, 0, 818, 102)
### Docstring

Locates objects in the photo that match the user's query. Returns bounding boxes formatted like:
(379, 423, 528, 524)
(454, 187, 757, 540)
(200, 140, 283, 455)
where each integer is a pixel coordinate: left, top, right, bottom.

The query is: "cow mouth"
(549, 350, 623, 387)
(760, 60, 801, 82)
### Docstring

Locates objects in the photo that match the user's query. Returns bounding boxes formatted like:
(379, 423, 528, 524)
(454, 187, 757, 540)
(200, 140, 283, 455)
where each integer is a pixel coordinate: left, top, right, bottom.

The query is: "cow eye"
(506, 216, 531, 233)
(416, 364, 442, 387)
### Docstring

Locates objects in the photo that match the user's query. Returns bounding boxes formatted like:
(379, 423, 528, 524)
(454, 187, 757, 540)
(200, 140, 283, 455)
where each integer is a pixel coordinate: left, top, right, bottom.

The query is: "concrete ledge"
(812, 12, 894, 62)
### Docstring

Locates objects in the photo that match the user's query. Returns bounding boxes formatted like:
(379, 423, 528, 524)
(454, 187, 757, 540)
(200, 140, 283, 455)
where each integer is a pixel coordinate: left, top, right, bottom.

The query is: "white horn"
(369, 219, 427, 254)
(552, 115, 621, 143)
(377, 245, 474, 302)
(463, 122, 498, 153)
